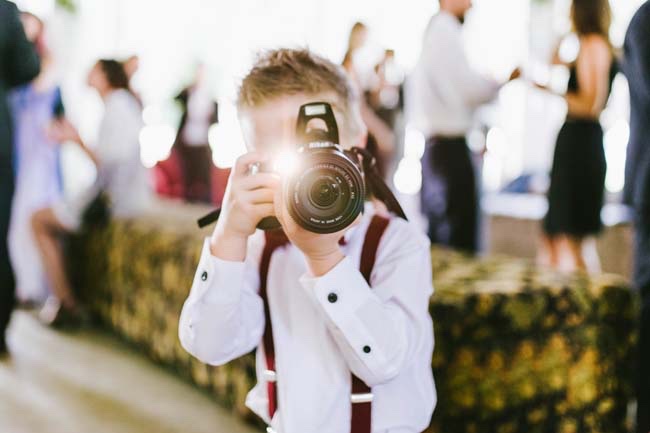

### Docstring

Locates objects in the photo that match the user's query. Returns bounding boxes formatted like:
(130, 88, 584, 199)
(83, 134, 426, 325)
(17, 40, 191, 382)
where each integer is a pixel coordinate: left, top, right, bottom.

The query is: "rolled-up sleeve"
(300, 225, 434, 387)
(179, 237, 264, 365)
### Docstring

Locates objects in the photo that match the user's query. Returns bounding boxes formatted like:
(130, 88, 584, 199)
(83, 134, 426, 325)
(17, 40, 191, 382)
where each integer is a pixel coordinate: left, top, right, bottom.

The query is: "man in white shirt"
(408, 0, 519, 252)
(179, 49, 436, 433)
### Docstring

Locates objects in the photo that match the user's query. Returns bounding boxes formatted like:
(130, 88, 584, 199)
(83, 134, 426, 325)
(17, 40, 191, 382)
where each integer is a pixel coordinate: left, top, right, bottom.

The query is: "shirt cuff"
(300, 256, 383, 364)
(300, 256, 372, 314)
(193, 237, 246, 305)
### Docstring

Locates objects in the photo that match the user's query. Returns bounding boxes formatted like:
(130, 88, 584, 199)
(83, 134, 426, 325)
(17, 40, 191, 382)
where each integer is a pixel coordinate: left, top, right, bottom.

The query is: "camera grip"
(257, 216, 281, 231)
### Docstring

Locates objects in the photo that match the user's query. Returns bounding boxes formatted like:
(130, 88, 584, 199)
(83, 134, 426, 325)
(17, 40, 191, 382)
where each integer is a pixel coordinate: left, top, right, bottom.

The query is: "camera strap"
(351, 147, 408, 221)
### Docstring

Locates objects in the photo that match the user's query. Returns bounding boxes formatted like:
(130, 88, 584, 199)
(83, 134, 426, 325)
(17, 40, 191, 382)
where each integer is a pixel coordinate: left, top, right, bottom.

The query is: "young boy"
(179, 49, 436, 433)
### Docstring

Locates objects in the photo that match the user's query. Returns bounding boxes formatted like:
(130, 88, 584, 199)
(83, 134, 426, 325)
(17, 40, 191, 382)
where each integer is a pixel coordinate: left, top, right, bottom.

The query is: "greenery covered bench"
(68, 200, 637, 433)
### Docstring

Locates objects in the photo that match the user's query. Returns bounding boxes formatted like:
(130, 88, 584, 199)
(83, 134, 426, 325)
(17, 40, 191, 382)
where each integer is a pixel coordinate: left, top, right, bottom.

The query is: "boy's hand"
(274, 182, 359, 277)
(210, 152, 280, 261)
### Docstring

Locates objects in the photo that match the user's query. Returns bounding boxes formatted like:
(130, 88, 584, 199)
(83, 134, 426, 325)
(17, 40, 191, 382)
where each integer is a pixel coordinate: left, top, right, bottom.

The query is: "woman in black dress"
(539, 0, 616, 272)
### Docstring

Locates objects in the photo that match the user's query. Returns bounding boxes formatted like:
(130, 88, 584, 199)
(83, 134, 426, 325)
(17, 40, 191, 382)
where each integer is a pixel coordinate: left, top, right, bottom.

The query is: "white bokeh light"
(403, 125, 426, 159)
(393, 157, 422, 195)
(604, 120, 630, 193)
(485, 127, 507, 156)
(139, 124, 176, 168)
(209, 103, 247, 169)
(142, 104, 164, 125)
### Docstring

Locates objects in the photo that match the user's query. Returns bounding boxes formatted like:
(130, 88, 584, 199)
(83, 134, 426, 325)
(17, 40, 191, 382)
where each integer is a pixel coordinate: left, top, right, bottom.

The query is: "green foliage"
(67, 217, 637, 433)
(55, 0, 76, 13)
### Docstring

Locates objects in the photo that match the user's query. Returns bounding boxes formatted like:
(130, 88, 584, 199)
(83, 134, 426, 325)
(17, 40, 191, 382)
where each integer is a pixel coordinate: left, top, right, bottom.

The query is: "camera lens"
(285, 146, 365, 234)
(309, 176, 340, 208)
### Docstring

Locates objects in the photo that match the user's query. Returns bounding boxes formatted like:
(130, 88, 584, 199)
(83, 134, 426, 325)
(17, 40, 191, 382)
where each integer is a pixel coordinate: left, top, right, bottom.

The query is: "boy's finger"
(232, 152, 268, 177)
(238, 173, 281, 191)
(252, 203, 275, 219)
(242, 188, 275, 204)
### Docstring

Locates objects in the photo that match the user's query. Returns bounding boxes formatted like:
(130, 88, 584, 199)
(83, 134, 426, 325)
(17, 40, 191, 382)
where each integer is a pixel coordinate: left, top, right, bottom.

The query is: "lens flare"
(272, 151, 300, 175)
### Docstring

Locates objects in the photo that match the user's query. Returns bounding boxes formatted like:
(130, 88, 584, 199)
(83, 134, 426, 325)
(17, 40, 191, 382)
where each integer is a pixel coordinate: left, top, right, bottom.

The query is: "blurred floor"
(0, 311, 259, 433)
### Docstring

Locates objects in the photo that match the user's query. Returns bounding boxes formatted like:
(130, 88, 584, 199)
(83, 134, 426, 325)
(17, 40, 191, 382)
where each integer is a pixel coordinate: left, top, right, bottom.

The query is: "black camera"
(272, 102, 365, 233)
(197, 102, 405, 233)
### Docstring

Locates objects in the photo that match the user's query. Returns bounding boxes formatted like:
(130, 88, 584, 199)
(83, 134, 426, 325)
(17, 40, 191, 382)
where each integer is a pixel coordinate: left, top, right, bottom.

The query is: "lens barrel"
(284, 145, 364, 234)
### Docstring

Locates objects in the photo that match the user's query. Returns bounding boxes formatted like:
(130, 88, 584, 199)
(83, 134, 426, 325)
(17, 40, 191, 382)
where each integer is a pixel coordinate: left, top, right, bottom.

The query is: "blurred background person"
(622, 1, 650, 431)
(342, 22, 372, 89)
(122, 54, 142, 103)
(408, 0, 519, 253)
(123, 54, 139, 81)
(342, 22, 396, 184)
(173, 64, 218, 203)
(368, 49, 404, 128)
(0, 0, 40, 356)
(153, 64, 219, 204)
(32, 59, 151, 327)
(536, 0, 617, 273)
(8, 11, 64, 306)
(367, 49, 405, 180)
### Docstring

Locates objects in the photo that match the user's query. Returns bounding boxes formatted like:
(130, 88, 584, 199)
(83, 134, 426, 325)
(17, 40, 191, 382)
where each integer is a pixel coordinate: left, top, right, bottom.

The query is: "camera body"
(197, 101, 405, 232)
(258, 102, 366, 234)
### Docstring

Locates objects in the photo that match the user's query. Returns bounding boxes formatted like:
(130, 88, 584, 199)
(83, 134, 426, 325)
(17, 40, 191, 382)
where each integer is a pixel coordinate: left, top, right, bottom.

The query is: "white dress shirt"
(179, 205, 436, 433)
(407, 11, 500, 138)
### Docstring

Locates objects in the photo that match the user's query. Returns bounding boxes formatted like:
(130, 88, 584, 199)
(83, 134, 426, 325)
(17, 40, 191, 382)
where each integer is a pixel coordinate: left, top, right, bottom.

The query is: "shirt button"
(201, 271, 208, 281)
(363, 345, 371, 354)
(327, 293, 338, 303)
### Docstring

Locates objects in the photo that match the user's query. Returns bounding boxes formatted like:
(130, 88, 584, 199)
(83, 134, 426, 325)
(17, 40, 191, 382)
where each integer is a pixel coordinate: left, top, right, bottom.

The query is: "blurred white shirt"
(179, 205, 436, 433)
(407, 11, 500, 138)
(95, 89, 151, 217)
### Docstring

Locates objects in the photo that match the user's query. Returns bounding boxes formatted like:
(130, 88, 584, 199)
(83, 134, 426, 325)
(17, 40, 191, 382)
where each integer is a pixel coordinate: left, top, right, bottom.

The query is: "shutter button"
(201, 271, 208, 281)
(363, 345, 371, 353)
(327, 293, 338, 303)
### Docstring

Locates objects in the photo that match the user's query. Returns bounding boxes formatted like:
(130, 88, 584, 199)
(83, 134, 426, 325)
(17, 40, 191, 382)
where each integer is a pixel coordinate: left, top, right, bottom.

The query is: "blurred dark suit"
(623, 2, 650, 431)
(0, 0, 40, 347)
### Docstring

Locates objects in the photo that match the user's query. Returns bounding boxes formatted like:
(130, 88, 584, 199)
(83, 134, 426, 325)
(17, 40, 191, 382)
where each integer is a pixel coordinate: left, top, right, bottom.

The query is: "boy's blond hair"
(237, 48, 364, 142)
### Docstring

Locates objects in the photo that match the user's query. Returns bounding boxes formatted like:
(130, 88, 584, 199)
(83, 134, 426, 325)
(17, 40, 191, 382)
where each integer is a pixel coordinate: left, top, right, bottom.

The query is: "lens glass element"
(309, 176, 340, 208)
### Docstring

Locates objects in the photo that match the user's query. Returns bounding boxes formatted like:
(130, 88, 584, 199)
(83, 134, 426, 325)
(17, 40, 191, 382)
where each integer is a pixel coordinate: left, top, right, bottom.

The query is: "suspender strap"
(259, 215, 390, 432)
(351, 214, 390, 433)
(259, 230, 289, 419)
(359, 215, 390, 283)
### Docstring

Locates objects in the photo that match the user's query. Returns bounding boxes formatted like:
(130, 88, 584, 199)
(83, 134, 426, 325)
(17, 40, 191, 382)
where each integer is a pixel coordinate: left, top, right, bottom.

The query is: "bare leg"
(31, 209, 77, 310)
(581, 236, 602, 274)
(560, 235, 587, 272)
(538, 234, 559, 268)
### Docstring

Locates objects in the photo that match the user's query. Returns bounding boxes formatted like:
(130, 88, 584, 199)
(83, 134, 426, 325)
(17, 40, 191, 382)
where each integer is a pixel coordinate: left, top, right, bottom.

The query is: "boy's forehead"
(239, 93, 338, 150)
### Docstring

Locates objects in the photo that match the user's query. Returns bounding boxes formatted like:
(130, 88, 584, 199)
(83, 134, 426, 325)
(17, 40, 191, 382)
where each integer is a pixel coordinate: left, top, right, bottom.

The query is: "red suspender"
(359, 215, 390, 282)
(258, 215, 390, 432)
(351, 214, 390, 433)
(259, 230, 289, 419)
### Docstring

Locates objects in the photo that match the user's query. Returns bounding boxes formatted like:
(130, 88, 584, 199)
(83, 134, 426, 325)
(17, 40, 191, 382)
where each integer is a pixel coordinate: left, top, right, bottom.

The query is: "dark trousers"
(177, 144, 212, 204)
(0, 160, 15, 344)
(420, 136, 478, 253)
(635, 211, 650, 433)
